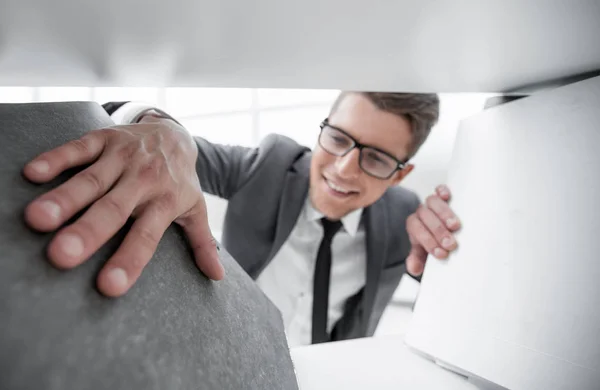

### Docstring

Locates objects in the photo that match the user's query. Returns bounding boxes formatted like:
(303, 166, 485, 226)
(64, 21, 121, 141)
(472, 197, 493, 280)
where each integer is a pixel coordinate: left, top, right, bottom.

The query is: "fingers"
(407, 211, 449, 260)
(436, 184, 451, 201)
(24, 156, 124, 232)
(23, 131, 107, 183)
(176, 200, 225, 282)
(96, 199, 175, 297)
(427, 191, 461, 232)
(419, 201, 458, 252)
(24, 122, 223, 298)
(406, 243, 428, 276)
(46, 176, 141, 270)
(404, 185, 461, 277)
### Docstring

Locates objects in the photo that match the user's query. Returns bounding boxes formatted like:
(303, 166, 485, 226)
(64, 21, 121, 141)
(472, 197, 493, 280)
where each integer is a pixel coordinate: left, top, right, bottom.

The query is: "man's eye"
(370, 154, 384, 163)
(365, 152, 393, 167)
(365, 151, 383, 163)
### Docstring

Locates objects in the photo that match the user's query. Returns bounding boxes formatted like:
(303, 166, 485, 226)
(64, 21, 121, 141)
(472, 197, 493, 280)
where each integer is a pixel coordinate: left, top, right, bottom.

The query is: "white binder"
(405, 76, 600, 390)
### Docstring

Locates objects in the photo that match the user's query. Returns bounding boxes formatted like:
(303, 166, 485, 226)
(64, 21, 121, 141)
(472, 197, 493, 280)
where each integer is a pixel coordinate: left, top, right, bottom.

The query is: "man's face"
(309, 93, 415, 219)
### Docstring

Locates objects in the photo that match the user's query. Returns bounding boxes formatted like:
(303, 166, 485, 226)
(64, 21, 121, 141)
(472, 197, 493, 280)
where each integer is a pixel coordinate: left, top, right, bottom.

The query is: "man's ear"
(390, 163, 414, 185)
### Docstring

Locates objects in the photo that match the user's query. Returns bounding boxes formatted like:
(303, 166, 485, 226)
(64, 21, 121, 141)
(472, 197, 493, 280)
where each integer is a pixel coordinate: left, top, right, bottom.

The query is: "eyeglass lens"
(319, 125, 398, 178)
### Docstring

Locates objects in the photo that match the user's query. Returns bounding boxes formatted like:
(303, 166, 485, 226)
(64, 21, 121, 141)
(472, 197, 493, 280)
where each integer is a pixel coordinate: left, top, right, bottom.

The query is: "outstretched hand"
(406, 185, 461, 276)
(22, 115, 224, 297)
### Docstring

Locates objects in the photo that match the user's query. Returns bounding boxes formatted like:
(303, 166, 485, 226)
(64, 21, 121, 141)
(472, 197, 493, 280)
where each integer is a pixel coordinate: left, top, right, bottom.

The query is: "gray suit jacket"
(194, 134, 422, 341)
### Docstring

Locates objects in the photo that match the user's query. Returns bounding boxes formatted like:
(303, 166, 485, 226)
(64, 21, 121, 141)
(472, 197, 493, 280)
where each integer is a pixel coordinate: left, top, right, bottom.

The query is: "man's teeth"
(326, 179, 351, 194)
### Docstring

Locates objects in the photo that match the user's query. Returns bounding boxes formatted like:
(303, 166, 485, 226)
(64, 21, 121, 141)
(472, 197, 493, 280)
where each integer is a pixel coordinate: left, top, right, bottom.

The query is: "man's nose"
(334, 148, 361, 178)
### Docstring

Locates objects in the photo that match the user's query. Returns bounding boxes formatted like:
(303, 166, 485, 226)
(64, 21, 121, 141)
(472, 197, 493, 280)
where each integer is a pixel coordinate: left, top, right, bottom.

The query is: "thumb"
(406, 243, 428, 276)
(177, 201, 225, 281)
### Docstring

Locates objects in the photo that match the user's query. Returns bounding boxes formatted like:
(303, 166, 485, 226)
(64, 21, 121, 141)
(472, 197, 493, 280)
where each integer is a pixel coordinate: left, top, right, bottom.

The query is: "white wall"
(400, 93, 492, 201)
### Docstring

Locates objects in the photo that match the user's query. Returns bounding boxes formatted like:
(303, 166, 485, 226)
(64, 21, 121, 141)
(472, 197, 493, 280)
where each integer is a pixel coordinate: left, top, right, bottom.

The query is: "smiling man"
(23, 91, 461, 346)
(309, 93, 419, 218)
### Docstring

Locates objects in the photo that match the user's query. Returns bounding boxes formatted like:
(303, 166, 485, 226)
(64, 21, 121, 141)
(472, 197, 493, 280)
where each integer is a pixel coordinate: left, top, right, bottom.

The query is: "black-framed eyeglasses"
(318, 118, 408, 180)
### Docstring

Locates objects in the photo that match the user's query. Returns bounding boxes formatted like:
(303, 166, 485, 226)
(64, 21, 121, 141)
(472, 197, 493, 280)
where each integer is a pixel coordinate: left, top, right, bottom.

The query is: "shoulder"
(258, 133, 310, 154)
(254, 133, 312, 167)
(380, 185, 421, 218)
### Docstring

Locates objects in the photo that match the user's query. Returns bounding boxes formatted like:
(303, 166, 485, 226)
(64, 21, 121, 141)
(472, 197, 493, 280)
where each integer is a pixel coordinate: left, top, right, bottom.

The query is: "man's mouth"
(323, 177, 359, 196)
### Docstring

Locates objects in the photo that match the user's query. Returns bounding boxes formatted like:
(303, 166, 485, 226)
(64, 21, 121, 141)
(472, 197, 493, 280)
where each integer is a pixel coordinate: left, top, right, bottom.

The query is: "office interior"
(0, 86, 491, 338)
(1, 1, 600, 389)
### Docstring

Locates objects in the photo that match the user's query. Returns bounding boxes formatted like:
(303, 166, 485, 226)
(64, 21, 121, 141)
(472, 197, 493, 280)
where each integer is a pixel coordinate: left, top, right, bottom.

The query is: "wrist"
(106, 101, 182, 127)
(136, 110, 194, 144)
(134, 108, 182, 127)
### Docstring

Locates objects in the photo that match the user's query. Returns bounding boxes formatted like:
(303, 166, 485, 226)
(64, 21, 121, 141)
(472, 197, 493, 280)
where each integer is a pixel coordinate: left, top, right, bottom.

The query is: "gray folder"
(0, 102, 299, 390)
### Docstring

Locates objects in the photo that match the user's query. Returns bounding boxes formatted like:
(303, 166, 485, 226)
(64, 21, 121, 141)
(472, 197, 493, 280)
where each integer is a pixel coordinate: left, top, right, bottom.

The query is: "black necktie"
(311, 217, 343, 344)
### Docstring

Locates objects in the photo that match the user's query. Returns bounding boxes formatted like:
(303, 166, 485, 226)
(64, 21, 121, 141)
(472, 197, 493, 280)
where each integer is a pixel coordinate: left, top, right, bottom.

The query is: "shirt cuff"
(106, 101, 181, 126)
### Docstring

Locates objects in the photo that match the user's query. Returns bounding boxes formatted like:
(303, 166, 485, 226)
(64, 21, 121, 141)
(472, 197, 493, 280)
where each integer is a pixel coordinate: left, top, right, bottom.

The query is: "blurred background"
(0, 86, 493, 336)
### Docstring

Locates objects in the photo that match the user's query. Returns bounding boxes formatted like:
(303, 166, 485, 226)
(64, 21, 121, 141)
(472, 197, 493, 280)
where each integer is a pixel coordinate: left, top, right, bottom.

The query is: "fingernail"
(434, 248, 446, 259)
(40, 200, 61, 222)
(106, 268, 128, 291)
(215, 254, 225, 275)
(57, 233, 84, 258)
(442, 237, 454, 249)
(446, 217, 458, 228)
(408, 261, 423, 276)
(30, 160, 50, 174)
(211, 249, 226, 279)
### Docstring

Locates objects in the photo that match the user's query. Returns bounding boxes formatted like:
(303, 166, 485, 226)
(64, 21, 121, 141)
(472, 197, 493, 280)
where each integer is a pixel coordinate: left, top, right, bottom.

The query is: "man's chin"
(310, 186, 361, 219)
(314, 197, 356, 220)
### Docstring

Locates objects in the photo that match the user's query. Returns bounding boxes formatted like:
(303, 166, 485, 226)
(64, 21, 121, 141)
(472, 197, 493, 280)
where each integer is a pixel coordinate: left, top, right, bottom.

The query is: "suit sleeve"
(193, 136, 268, 200)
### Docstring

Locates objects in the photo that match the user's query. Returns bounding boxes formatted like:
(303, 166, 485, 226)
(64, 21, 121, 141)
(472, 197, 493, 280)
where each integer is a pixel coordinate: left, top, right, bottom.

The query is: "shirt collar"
(304, 198, 364, 237)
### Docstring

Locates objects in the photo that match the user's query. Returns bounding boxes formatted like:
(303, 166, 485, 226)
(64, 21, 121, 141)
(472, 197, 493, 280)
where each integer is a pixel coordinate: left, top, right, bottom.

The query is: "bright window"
(38, 87, 92, 102)
(257, 88, 339, 107)
(258, 106, 332, 148)
(0, 87, 35, 103)
(164, 88, 253, 118)
(92, 87, 161, 106)
(180, 113, 254, 147)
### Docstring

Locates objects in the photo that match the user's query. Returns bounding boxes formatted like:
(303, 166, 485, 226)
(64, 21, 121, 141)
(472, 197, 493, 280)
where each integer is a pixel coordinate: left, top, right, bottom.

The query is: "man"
(22, 91, 461, 346)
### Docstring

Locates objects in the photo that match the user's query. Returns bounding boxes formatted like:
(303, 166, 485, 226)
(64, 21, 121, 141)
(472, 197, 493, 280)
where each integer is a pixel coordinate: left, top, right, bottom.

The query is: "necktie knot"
(320, 218, 343, 241)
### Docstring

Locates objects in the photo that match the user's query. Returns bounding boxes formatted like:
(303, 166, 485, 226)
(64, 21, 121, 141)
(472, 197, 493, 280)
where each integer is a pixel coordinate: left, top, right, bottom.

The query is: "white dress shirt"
(255, 197, 367, 347)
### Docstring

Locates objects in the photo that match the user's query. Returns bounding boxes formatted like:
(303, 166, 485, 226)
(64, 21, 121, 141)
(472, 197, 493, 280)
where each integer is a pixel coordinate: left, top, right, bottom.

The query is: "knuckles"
(135, 226, 163, 249)
(416, 204, 428, 219)
(100, 122, 199, 215)
(114, 142, 140, 165)
(137, 154, 168, 184)
(68, 136, 95, 155)
(153, 192, 177, 215)
(101, 126, 128, 141)
(406, 212, 420, 231)
(415, 200, 447, 237)
(425, 194, 440, 209)
(101, 195, 131, 222)
(79, 169, 107, 194)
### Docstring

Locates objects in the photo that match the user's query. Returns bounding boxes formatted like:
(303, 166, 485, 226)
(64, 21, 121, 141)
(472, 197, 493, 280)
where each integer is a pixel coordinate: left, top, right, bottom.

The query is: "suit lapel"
(265, 156, 311, 265)
(361, 196, 389, 333)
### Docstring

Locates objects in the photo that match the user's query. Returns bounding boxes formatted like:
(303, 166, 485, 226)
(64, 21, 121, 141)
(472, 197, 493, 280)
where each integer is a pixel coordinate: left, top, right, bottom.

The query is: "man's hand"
(406, 185, 461, 277)
(22, 115, 224, 298)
